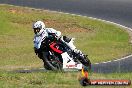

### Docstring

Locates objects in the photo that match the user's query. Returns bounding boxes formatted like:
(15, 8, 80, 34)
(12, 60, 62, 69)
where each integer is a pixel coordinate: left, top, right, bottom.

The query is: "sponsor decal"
(79, 68, 131, 86)
(90, 79, 131, 86)
(66, 64, 77, 68)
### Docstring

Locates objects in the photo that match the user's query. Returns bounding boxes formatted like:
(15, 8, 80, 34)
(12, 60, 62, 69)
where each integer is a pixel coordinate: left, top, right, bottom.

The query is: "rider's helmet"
(33, 21, 45, 35)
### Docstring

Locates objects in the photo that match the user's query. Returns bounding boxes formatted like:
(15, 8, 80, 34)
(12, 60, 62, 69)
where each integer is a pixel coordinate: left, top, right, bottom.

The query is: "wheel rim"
(48, 55, 63, 69)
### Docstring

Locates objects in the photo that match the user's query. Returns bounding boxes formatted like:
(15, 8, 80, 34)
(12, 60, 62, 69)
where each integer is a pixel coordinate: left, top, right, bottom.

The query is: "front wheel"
(42, 52, 63, 70)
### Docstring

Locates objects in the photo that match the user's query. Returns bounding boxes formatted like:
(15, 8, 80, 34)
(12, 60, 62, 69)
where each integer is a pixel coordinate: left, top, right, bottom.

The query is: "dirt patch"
(9, 8, 23, 14)
(44, 19, 92, 33)
(8, 7, 33, 14)
(63, 27, 90, 33)
(9, 9, 17, 14)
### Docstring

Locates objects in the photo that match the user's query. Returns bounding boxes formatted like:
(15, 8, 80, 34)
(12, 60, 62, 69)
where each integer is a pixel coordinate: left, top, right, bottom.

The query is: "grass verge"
(0, 71, 131, 88)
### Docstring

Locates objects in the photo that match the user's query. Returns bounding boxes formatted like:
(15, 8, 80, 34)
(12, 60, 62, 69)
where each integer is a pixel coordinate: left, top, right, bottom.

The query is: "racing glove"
(34, 47, 39, 55)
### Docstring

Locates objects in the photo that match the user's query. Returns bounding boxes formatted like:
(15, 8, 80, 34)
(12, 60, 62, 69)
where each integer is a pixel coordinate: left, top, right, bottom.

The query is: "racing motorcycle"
(37, 35, 91, 71)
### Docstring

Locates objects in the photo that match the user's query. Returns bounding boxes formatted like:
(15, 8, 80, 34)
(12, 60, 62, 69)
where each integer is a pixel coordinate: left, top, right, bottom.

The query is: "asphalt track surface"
(0, 0, 132, 28)
(14, 55, 132, 73)
(92, 55, 132, 73)
(0, 0, 132, 73)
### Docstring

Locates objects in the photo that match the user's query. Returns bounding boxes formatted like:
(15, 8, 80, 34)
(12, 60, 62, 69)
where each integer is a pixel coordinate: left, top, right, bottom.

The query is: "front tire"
(42, 52, 63, 70)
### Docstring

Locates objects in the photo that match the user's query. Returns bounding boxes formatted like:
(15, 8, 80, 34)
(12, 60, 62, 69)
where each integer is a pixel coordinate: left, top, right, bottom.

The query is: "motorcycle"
(37, 35, 91, 71)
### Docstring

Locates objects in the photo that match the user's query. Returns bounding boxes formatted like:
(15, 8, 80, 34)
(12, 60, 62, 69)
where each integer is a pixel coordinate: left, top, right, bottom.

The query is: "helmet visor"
(34, 28, 41, 34)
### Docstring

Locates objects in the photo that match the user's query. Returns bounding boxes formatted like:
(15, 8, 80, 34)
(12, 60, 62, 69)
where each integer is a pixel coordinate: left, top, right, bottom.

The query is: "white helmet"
(33, 21, 45, 35)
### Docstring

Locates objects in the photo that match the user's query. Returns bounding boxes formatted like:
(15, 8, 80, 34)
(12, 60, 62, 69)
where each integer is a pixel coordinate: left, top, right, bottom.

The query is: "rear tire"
(78, 55, 91, 70)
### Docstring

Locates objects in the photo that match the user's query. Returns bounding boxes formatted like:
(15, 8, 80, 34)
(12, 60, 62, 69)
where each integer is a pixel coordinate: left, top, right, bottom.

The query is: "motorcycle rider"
(33, 20, 83, 58)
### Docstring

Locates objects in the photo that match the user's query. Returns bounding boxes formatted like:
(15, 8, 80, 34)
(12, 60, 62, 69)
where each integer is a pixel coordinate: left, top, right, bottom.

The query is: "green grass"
(0, 4, 132, 88)
(0, 4, 132, 68)
(0, 71, 131, 88)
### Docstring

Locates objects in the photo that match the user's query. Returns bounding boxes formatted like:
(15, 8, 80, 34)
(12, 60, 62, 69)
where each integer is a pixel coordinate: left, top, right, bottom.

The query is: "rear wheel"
(78, 55, 91, 70)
